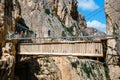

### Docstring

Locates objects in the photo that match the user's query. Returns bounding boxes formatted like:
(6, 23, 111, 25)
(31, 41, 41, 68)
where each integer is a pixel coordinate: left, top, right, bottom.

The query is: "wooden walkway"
(18, 40, 107, 57)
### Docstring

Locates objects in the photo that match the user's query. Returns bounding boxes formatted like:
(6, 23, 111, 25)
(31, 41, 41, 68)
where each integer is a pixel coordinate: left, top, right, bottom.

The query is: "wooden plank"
(61, 44, 68, 53)
(19, 41, 104, 57)
(100, 43, 103, 54)
(92, 42, 95, 54)
(53, 44, 60, 53)
(51, 44, 55, 53)
(99, 43, 101, 54)
(83, 43, 86, 54)
(19, 39, 103, 45)
(97, 43, 101, 54)
(42, 44, 50, 53)
(18, 52, 103, 57)
(88, 42, 91, 54)
(74, 43, 78, 53)
(38, 44, 42, 53)
(94, 43, 97, 54)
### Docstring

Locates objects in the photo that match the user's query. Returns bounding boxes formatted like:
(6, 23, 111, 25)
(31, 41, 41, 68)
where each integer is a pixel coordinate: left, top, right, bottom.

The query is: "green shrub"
(45, 9, 50, 15)
(48, 18, 51, 23)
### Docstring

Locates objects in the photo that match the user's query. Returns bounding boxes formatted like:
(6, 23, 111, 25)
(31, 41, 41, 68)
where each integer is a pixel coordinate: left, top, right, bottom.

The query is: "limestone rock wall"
(105, 0, 120, 80)
(0, 42, 16, 80)
(105, 0, 120, 57)
(0, 0, 16, 80)
(0, 0, 114, 80)
(15, 57, 110, 80)
(15, 0, 86, 39)
(0, 1, 4, 41)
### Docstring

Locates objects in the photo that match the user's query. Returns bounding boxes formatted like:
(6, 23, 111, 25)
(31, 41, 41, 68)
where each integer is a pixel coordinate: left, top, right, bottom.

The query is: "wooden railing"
(18, 40, 107, 57)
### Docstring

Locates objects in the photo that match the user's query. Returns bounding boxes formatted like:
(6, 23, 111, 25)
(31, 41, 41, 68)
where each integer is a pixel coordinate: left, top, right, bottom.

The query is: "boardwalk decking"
(18, 40, 107, 57)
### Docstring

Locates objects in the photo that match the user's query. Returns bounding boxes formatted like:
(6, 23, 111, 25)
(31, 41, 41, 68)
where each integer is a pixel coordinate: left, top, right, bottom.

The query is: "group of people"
(7, 30, 34, 39)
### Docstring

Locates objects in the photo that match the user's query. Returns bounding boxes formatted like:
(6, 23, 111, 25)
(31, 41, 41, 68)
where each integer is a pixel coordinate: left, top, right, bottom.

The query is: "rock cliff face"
(0, 0, 116, 80)
(13, 0, 109, 80)
(0, 42, 16, 80)
(0, 0, 88, 80)
(85, 27, 106, 40)
(15, 56, 110, 80)
(0, 1, 16, 80)
(0, 1, 4, 41)
(105, 0, 120, 57)
(15, 0, 86, 39)
(105, 0, 120, 80)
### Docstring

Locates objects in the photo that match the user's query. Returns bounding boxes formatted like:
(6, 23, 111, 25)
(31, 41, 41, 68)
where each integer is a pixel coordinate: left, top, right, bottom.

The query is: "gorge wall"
(15, 0, 87, 40)
(0, 0, 94, 80)
(14, 0, 110, 80)
(0, 1, 16, 80)
(0, 0, 4, 41)
(0, 0, 119, 80)
(105, 0, 120, 79)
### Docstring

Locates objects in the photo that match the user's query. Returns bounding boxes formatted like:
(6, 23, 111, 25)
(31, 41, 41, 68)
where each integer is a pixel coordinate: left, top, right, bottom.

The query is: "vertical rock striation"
(0, 0, 115, 80)
(0, 1, 4, 41)
(0, 42, 16, 80)
(0, 0, 87, 80)
(0, 0, 16, 80)
(105, 0, 120, 79)
(105, 0, 120, 57)
(14, 0, 86, 39)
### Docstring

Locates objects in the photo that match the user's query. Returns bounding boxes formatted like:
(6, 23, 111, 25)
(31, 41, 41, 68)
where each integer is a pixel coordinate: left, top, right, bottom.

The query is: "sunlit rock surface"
(0, 0, 119, 80)
(105, 0, 120, 80)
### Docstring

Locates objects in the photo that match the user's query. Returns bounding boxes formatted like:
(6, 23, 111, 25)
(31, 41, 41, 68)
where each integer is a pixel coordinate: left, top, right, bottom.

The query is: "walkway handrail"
(5, 34, 118, 40)
(3, 15, 119, 41)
